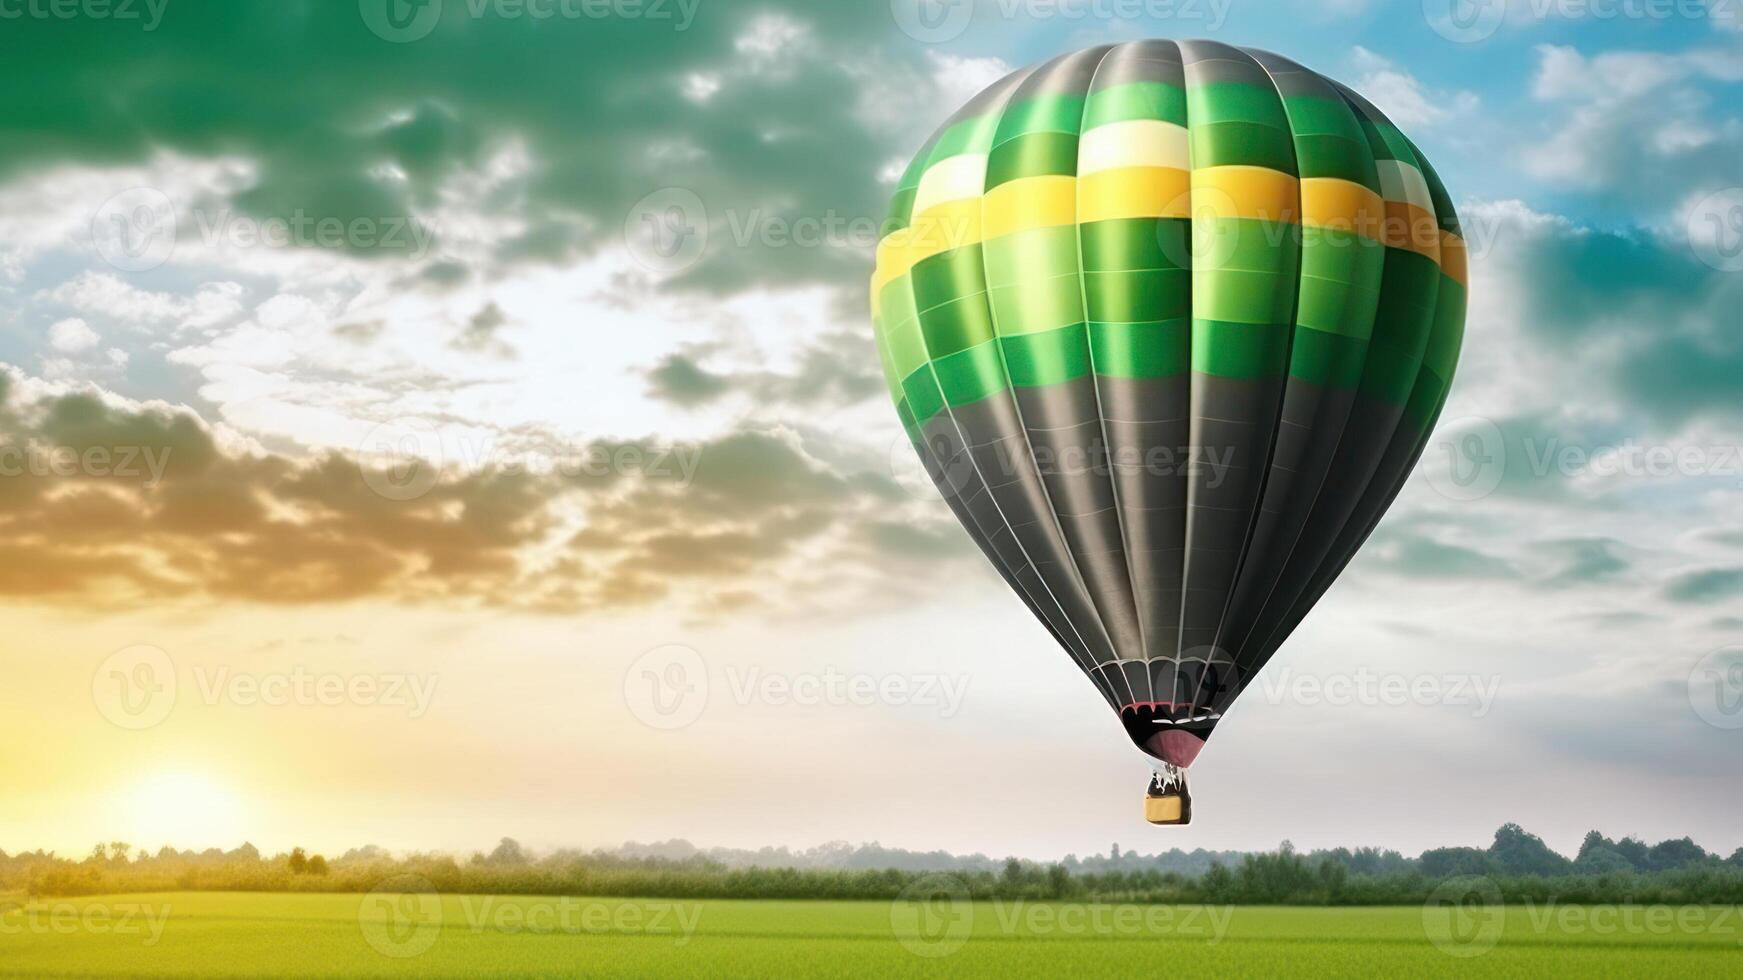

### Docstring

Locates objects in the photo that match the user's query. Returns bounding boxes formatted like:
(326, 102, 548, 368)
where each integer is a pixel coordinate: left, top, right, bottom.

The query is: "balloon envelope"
(870, 40, 1465, 770)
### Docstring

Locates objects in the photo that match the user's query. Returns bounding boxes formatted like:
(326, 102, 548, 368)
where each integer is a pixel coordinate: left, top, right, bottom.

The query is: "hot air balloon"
(869, 40, 1466, 824)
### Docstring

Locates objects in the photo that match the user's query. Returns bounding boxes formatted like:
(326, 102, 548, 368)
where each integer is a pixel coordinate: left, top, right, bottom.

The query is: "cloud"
(1541, 537, 1632, 588)
(0, 370, 954, 617)
(0, 4, 949, 297)
(1461, 200, 1743, 428)
(1349, 47, 1480, 130)
(451, 301, 514, 357)
(646, 352, 733, 407)
(1522, 43, 1743, 206)
(643, 332, 883, 410)
(1663, 566, 1743, 603)
(47, 318, 99, 354)
(1363, 528, 1520, 580)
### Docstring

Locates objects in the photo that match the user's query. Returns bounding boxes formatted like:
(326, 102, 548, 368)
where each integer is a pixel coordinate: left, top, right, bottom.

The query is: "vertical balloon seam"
(927, 61, 1135, 708)
(971, 48, 1142, 708)
(983, 46, 1150, 680)
(1253, 142, 1466, 667)
(1073, 42, 1156, 708)
(1196, 49, 1387, 715)
(1186, 46, 1312, 724)
(1172, 42, 1301, 727)
(875, 67, 1124, 710)
(1226, 85, 1451, 697)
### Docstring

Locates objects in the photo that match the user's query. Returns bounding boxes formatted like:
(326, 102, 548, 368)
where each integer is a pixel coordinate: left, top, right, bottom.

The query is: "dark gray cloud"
(0, 2, 933, 296)
(0, 375, 942, 615)
(1540, 537, 1632, 588)
(1664, 566, 1743, 604)
(643, 333, 884, 410)
(1362, 528, 1520, 580)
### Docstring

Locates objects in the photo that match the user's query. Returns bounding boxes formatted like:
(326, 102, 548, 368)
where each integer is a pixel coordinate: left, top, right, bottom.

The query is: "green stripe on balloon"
(931, 341, 1008, 408)
(1002, 323, 1094, 387)
(1079, 218, 1191, 274)
(1088, 319, 1190, 378)
(1288, 326, 1369, 388)
(984, 131, 1080, 187)
(1082, 81, 1188, 129)
(1423, 277, 1466, 380)
(993, 94, 1089, 141)
(1191, 319, 1293, 378)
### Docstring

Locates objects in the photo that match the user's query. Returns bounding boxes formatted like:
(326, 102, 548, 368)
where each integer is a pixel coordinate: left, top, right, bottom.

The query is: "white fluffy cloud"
(46, 317, 99, 353)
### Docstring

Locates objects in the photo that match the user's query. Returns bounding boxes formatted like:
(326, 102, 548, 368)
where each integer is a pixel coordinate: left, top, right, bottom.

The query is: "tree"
(288, 848, 308, 874)
(1489, 823, 1570, 876)
(1646, 837, 1708, 871)
(1419, 847, 1495, 878)
(1613, 837, 1651, 871)
(1576, 830, 1611, 863)
(1200, 862, 1233, 900)
(487, 838, 528, 866)
(108, 842, 131, 864)
(307, 855, 329, 876)
(1046, 863, 1070, 898)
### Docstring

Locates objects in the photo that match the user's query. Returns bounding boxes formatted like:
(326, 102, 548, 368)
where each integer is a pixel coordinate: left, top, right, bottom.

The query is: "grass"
(0, 892, 1738, 977)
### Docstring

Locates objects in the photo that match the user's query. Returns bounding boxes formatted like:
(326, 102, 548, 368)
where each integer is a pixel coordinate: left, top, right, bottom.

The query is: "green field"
(1, 892, 1738, 977)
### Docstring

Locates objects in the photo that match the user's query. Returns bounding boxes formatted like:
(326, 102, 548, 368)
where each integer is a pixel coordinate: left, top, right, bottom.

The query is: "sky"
(1, 0, 1742, 862)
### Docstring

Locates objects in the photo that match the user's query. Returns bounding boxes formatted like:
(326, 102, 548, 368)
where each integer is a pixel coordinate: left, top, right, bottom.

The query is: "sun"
(120, 771, 246, 849)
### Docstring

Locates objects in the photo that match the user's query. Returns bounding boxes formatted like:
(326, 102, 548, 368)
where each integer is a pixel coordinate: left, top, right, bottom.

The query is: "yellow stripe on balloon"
(1189, 166, 1300, 225)
(1300, 178, 1383, 243)
(1078, 166, 1191, 223)
(1381, 201, 1441, 264)
(982, 175, 1078, 241)
(1439, 231, 1468, 286)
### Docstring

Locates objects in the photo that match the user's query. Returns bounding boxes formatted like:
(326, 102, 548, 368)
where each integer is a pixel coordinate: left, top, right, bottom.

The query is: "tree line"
(4, 824, 1741, 904)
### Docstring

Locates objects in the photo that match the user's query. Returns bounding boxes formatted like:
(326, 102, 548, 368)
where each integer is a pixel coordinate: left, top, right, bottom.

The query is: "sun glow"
(120, 771, 246, 849)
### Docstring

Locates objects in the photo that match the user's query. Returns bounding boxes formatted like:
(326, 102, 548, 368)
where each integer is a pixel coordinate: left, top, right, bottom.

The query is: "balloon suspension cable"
(1143, 762, 1192, 825)
(1148, 762, 1188, 794)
